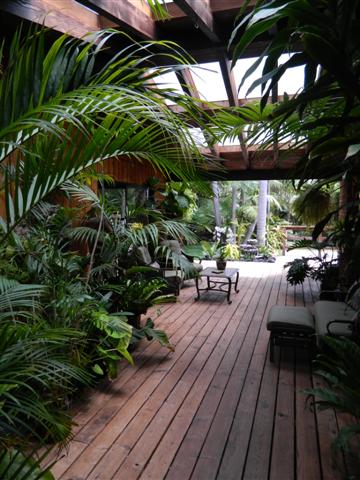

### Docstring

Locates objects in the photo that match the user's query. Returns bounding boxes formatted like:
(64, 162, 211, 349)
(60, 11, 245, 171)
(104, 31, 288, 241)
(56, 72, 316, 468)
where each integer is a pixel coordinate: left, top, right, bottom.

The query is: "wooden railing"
(281, 225, 327, 255)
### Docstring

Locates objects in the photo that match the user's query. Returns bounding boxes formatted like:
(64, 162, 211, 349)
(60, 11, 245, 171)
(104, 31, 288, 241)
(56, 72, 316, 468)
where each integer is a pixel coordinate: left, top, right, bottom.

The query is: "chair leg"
(269, 333, 275, 362)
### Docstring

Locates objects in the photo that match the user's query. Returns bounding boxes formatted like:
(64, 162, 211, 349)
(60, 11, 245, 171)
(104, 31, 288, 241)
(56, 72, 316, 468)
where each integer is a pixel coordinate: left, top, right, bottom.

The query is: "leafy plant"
(0, 447, 55, 480)
(132, 317, 173, 352)
(229, 0, 360, 284)
(0, 26, 220, 241)
(284, 257, 313, 286)
(222, 243, 240, 260)
(103, 277, 175, 316)
(89, 311, 133, 379)
(0, 322, 90, 445)
(305, 337, 360, 464)
(285, 254, 338, 287)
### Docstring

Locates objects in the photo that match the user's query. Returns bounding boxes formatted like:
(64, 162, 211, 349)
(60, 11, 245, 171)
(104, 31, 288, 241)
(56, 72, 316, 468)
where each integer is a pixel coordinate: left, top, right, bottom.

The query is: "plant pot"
(216, 259, 227, 270)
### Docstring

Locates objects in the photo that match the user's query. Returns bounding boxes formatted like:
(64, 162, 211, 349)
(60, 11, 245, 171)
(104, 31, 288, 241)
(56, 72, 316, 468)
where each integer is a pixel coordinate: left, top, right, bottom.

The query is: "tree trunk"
(257, 180, 268, 247)
(231, 182, 238, 233)
(244, 220, 256, 243)
(211, 181, 222, 227)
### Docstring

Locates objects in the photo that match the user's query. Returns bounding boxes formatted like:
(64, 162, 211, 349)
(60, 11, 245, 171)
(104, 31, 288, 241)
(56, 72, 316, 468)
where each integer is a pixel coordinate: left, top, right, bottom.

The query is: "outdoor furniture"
(135, 246, 182, 295)
(313, 281, 360, 342)
(267, 306, 316, 362)
(160, 240, 203, 279)
(267, 282, 360, 361)
(195, 267, 239, 304)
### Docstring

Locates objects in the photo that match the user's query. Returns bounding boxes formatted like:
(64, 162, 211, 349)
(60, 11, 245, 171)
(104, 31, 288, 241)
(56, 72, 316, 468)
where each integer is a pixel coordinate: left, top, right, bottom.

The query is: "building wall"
(101, 156, 163, 185)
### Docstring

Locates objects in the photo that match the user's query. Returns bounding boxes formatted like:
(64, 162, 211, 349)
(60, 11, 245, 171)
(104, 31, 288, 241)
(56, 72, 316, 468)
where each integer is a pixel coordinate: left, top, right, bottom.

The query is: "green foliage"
(0, 26, 220, 240)
(104, 277, 174, 315)
(292, 186, 335, 225)
(0, 321, 90, 445)
(222, 243, 240, 260)
(305, 337, 360, 464)
(132, 318, 174, 352)
(284, 257, 313, 286)
(200, 241, 221, 259)
(0, 447, 55, 480)
(285, 253, 338, 286)
(230, 0, 360, 191)
(266, 226, 286, 254)
(89, 311, 133, 378)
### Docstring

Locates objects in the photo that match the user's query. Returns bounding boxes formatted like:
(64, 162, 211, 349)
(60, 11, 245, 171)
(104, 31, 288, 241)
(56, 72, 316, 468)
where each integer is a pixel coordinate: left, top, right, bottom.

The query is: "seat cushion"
(267, 306, 315, 332)
(193, 263, 203, 272)
(136, 246, 152, 265)
(314, 301, 355, 337)
(161, 240, 182, 255)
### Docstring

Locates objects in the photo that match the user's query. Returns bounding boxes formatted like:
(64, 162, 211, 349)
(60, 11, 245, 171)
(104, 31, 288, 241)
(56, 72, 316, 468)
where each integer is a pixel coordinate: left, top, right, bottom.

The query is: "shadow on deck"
(51, 255, 355, 480)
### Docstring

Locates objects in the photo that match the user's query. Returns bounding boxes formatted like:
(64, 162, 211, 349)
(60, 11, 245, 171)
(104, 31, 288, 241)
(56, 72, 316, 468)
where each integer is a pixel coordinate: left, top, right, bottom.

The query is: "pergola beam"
(0, 0, 116, 39)
(219, 54, 249, 167)
(175, 68, 200, 98)
(173, 0, 220, 43)
(79, 0, 156, 40)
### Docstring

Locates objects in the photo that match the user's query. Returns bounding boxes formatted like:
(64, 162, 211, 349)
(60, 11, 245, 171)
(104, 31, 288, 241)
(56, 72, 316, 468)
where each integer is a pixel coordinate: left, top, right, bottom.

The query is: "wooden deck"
(52, 256, 355, 480)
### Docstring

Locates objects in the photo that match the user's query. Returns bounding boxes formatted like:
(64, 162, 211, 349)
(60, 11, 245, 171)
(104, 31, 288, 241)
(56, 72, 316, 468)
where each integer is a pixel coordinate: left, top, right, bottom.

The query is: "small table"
(195, 267, 239, 304)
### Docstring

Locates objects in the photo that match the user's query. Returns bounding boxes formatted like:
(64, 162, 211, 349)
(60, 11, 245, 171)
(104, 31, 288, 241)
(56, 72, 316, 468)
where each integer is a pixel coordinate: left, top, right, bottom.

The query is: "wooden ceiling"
(0, 0, 303, 180)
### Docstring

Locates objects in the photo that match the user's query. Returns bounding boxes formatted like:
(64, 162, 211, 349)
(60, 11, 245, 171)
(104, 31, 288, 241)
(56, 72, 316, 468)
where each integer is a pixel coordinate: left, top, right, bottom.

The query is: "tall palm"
(256, 180, 268, 246)
(0, 27, 218, 240)
(211, 181, 222, 228)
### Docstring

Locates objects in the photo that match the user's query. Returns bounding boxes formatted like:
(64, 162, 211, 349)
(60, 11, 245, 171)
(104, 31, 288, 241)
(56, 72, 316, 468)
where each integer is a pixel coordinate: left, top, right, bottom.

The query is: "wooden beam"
(0, 0, 116, 38)
(173, 0, 220, 43)
(175, 68, 200, 98)
(210, 0, 257, 13)
(79, 0, 156, 39)
(166, 0, 255, 18)
(219, 54, 249, 167)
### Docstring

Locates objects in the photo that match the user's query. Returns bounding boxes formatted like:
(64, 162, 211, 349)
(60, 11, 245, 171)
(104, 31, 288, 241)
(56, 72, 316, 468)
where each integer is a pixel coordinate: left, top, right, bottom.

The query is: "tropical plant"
(229, 0, 360, 284)
(104, 276, 175, 317)
(0, 321, 90, 445)
(88, 310, 133, 379)
(0, 26, 220, 241)
(305, 337, 360, 466)
(230, 0, 360, 175)
(0, 447, 55, 480)
(222, 243, 240, 260)
(285, 251, 338, 287)
(292, 183, 338, 225)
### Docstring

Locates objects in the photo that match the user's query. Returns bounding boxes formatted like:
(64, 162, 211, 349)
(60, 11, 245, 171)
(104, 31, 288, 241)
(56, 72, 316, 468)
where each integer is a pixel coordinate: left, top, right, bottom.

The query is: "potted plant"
(103, 276, 175, 328)
(215, 245, 227, 271)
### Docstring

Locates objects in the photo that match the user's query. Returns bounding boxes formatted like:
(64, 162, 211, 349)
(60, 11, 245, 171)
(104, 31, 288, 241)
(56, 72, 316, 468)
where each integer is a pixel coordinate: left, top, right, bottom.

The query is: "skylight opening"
(233, 54, 305, 99)
(152, 71, 183, 105)
(191, 63, 228, 102)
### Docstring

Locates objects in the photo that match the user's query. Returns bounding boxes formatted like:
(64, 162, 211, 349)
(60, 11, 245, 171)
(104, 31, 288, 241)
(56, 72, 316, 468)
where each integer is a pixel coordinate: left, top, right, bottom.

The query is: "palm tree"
(211, 181, 222, 228)
(0, 27, 218, 240)
(256, 180, 268, 246)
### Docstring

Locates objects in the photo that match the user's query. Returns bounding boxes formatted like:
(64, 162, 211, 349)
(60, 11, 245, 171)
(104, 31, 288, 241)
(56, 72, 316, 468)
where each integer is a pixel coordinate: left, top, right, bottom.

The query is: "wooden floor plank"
(60, 296, 224, 479)
(295, 349, 322, 480)
(236, 268, 285, 480)
(51, 257, 344, 480)
(144, 270, 267, 480)
(269, 347, 295, 480)
(188, 267, 276, 480)
(214, 269, 281, 480)
(101, 273, 260, 479)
